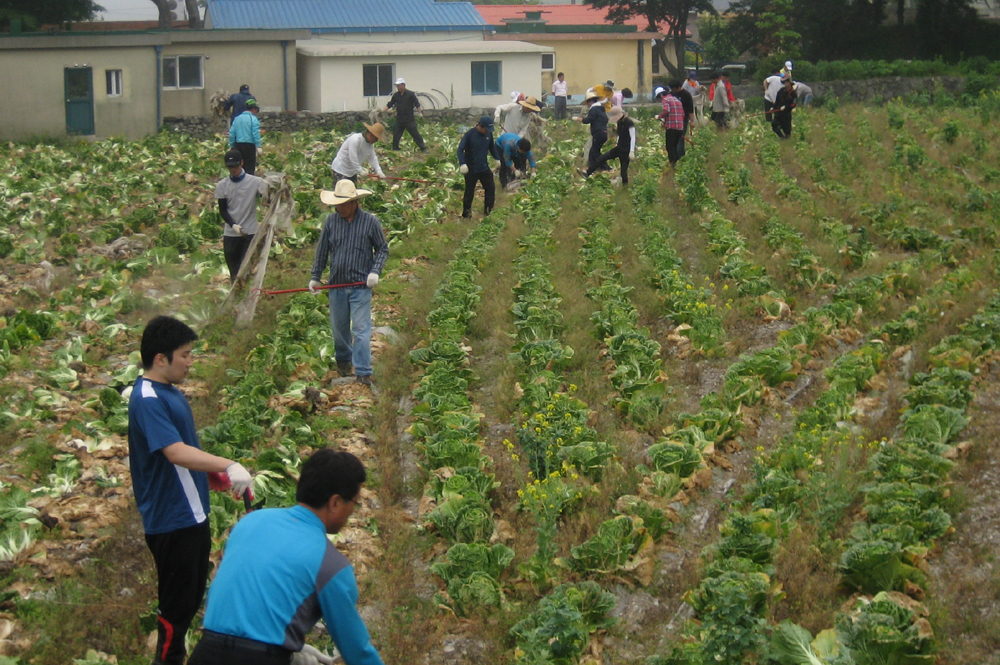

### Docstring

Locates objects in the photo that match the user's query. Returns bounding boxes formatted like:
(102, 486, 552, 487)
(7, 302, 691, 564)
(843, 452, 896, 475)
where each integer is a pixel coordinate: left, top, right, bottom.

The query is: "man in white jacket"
(331, 123, 386, 185)
(494, 96, 540, 136)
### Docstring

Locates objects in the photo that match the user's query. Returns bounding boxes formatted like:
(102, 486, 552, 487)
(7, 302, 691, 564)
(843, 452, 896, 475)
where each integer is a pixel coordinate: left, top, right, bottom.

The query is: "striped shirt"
(310, 208, 389, 286)
(659, 94, 685, 130)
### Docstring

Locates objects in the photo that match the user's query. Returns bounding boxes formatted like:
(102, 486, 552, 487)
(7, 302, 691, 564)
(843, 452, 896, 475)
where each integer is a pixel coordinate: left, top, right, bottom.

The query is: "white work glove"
(375, 172, 385, 179)
(291, 645, 335, 665)
(308, 280, 322, 294)
(231, 224, 244, 235)
(629, 152, 635, 161)
(256, 147, 263, 156)
(459, 164, 469, 175)
(366, 272, 379, 288)
(226, 463, 252, 496)
(513, 169, 523, 178)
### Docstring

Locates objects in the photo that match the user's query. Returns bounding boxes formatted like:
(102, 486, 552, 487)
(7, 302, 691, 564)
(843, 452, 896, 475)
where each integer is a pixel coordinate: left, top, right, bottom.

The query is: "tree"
(584, 0, 716, 78)
(148, 0, 203, 29)
(0, 0, 103, 30)
(916, 0, 982, 60)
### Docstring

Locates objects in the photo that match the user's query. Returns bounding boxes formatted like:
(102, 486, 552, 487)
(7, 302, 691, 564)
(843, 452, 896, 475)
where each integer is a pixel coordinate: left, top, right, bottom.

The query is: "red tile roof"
(475, 4, 668, 31)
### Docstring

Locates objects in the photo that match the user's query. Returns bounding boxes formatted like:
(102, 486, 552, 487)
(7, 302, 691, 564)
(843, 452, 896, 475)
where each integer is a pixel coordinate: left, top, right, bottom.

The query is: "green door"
(65, 67, 94, 135)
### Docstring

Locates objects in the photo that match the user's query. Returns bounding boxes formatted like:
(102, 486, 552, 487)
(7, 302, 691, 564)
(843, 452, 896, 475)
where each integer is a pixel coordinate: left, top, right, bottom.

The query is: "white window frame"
(162, 55, 204, 90)
(541, 53, 555, 71)
(106, 69, 123, 97)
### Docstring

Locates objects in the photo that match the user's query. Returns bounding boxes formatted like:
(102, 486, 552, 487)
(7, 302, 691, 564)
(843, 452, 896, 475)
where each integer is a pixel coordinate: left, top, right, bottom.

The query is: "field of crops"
(1, 94, 1000, 665)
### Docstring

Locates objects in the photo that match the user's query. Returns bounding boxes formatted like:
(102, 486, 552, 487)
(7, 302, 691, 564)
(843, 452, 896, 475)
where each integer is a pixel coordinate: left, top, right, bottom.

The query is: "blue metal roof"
(207, 0, 487, 32)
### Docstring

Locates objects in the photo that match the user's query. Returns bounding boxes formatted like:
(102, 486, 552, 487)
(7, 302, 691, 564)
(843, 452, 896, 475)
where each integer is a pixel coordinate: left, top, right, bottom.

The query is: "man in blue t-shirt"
(128, 316, 253, 665)
(188, 449, 383, 665)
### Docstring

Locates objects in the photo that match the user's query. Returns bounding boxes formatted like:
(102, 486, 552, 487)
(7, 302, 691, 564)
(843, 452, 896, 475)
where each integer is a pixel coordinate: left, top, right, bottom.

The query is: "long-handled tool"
(365, 175, 435, 185)
(243, 488, 254, 512)
(744, 104, 797, 120)
(253, 281, 366, 296)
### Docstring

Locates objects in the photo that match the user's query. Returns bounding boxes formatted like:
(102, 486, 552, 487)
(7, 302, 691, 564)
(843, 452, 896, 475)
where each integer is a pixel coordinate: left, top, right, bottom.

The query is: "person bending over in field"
(188, 449, 383, 665)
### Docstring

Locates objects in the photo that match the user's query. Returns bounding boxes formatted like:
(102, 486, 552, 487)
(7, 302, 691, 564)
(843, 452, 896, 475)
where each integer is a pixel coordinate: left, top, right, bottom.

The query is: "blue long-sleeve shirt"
(224, 90, 254, 123)
(203, 505, 384, 665)
(310, 208, 389, 285)
(457, 127, 500, 174)
(229, 111, 261, 147)
(496, 132, 536, 169)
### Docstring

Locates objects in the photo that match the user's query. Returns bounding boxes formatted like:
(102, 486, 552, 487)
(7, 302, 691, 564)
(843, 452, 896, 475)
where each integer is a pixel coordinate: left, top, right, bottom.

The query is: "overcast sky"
(94, 0, 187, 21)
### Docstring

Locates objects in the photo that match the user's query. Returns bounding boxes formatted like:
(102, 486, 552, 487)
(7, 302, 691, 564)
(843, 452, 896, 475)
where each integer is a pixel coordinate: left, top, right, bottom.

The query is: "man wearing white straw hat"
(331, 122, 387, 186)
(493, 95, 540, 136)
(308, 180, 389, 387)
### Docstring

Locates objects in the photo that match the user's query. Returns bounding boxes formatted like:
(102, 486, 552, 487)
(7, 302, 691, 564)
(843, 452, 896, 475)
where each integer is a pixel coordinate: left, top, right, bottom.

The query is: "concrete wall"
(0, 45, 158, 140)
(299, 51, 545, 113)
(161, 39, 296, 116)
(297, 53, 324, 114)
(534, 38, 652, 98)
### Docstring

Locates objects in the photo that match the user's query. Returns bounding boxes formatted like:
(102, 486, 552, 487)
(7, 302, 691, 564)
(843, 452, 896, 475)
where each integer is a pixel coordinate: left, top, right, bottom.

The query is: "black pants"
(145, 522, 211, 665)
(772, 113, 792, 139)
(224, 234, 255, 284)
(763, 100, 774, 115)
(666, 129, 685, 165)
(392, 118, 426, 151)
(499, 153, 527, 188)
(188, 631, 292, 665)
(587, 131, 607, 171)
(587, 146, 631, 185)
(235, 142, 257, 175)
(554, 96, 567, 120)
(333, 171, 358, 186)
(462, 171, 495, 217)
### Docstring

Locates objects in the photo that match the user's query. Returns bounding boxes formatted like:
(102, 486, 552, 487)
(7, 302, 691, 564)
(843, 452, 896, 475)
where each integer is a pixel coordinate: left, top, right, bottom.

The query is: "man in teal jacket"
(495, 132, 536, 189)
(229, 98, 262, 175)
(187, 449, 383, 665)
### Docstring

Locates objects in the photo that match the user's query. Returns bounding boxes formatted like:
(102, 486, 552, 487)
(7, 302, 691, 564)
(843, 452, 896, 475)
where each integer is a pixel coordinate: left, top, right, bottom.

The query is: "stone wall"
(163, 76, 966, 139)
(730, 75, 964, 103)
(163, 107, 497, 140)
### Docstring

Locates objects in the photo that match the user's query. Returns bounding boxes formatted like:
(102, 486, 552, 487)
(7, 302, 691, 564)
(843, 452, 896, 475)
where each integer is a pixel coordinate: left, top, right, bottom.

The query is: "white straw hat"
(320, 179, 373, 205)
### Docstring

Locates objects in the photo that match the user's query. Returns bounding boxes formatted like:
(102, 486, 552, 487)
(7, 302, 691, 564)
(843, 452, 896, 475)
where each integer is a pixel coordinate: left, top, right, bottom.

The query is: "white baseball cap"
(785, 61, 793, 70)
(395, 77, 405, 85)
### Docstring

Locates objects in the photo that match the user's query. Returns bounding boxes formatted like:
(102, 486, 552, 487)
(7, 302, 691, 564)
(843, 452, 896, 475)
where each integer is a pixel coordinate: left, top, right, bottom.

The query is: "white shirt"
(494, 102, 528, 136)
(611, 91, 623, 107)
(552, 79, 568, 97)
(331, 132, 384, 178)
(764, 75, 783, 103)
(682, 80, 700, 97)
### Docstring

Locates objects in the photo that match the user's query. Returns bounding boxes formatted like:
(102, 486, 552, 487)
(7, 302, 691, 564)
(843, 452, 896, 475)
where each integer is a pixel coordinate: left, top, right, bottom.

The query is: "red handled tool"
(254, 281, 366, 296)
